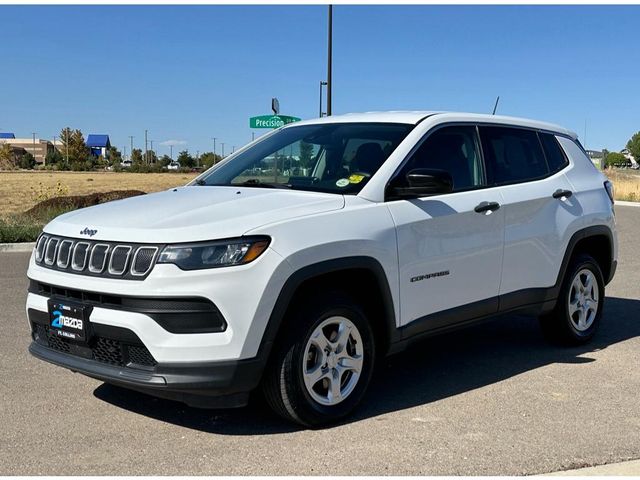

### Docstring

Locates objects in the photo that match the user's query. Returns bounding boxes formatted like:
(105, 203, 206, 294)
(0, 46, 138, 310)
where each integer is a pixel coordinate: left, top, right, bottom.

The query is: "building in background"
(0, 138, 53, 164)
(86, 134, 111, 158)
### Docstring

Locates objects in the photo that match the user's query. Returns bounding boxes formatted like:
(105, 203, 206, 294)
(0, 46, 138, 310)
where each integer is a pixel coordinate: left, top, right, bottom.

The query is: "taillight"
(604, 180, 615, 205)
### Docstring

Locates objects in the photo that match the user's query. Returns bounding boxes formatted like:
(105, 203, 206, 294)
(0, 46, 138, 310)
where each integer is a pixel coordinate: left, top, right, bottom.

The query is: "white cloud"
(160, 139, 187, 147)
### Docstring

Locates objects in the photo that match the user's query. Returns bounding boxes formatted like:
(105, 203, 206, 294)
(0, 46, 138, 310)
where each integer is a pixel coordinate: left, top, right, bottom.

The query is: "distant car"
(120, 160, 132, 168)
(167, 161, 180, 171)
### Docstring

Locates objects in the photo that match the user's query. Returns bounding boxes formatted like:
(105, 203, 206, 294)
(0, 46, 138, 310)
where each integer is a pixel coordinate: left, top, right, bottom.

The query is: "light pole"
(212, 137, 217, 158)
(327, 5, 333, 116)
(319, 81, 327, 117)
(32, 132, 37, 165)
(170, 145, 173, 160)
(221, 142, 225, 158)
(150, 140, 155, 163)
(144, 129, 148, 164)
(232, 146, 236, 154)
(128, 136, 134, 161)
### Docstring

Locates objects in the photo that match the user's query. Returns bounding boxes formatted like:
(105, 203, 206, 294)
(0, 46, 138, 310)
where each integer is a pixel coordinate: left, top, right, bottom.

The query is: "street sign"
(271, 98, 280, 115)
(249, 115, 301, 129)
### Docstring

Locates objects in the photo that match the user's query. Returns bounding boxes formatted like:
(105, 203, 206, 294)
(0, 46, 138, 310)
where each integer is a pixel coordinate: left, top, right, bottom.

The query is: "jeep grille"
(34, 234, 162, 280)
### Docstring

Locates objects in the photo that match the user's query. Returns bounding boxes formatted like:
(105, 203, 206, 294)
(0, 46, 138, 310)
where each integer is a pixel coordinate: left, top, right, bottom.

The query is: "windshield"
(196, 122, 413, 194)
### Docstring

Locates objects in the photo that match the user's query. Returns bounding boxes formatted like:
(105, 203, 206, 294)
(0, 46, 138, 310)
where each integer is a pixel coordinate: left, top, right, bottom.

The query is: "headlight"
(157, 236, 270, 270)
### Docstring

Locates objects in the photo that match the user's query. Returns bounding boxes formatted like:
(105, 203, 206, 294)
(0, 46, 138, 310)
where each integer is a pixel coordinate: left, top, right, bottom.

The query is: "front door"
(386, 125, 505, 331)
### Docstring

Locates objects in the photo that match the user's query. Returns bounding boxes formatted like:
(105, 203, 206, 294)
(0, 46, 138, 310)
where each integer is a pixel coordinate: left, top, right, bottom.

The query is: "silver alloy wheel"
(568, 268, 599, 332)
(302, 316, 364, 406)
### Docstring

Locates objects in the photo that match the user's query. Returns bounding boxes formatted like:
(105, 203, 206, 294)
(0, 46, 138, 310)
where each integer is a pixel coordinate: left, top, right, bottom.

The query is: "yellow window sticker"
(348, 174, 365, 184)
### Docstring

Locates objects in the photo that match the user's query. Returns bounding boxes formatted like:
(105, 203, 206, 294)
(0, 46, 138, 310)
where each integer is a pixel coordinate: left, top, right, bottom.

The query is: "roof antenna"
(492, 96, 500, 115)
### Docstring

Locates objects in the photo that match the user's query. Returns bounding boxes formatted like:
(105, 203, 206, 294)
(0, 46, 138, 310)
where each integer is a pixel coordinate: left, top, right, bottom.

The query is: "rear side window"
(480, 126, 549, 185)
(539, 132, 569, 173)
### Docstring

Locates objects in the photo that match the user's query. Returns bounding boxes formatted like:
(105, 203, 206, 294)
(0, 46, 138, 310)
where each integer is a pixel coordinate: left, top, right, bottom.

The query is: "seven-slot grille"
(35, 234, 161, 280)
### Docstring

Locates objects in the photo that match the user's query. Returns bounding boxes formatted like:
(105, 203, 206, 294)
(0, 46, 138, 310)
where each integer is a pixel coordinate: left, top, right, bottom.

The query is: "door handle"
(474, 201, 501, 213)
(552, 189, 573, 199)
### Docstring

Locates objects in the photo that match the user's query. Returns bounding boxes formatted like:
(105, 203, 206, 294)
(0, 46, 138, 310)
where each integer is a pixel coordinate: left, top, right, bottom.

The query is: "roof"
(86, 134, 110, 148)
(0, 132, 15, 139)
(2, 138, 46, 143)
(289, 111, 577, 138)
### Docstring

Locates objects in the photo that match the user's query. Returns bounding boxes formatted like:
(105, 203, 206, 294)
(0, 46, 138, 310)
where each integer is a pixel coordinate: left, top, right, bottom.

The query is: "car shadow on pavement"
(94, 296, 640, 435)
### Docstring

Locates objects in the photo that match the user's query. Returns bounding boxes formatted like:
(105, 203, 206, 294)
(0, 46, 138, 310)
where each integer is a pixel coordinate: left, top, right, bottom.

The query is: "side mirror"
(389, 168, 453, 199)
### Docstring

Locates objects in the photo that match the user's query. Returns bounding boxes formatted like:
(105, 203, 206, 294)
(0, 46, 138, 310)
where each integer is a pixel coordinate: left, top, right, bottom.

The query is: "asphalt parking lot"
(1, 205, 639, 475)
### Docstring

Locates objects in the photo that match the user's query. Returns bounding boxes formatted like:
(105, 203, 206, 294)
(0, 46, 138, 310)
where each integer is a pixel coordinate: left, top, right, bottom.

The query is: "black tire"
(540, 253, 605, 345)
(262, 290, 375, 427)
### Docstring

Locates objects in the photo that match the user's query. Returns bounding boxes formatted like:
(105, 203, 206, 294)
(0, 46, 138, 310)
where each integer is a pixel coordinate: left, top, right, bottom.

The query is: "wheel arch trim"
(256, 256, 399, 363)
(555, 225, 616, 292)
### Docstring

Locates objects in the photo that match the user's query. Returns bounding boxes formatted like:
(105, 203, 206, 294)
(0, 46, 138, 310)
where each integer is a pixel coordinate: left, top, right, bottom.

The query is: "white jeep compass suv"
(27, 111, 617, 426)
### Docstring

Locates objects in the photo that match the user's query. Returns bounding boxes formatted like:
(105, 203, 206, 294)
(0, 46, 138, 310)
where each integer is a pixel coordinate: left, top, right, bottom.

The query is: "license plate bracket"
(47, 298, 93, 344)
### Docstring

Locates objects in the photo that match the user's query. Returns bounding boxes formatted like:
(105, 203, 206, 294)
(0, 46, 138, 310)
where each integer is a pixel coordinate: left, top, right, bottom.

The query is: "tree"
(604, 152, 627, 168)
(299, 141, 314, 169)
(0, 142, 15, 169)
(17, 152, 35, 169)
(131, 148, 144, 165)
(45, 149, 64, 165)
(200, 151, 222, 169)
(59, 127, 89, 164)
(177, 150, 195, 168)
(158, 155, 172, 167)
(627, 132, 640, 161)
(145, 150, 158, 164)
(107, 146, 122, 166)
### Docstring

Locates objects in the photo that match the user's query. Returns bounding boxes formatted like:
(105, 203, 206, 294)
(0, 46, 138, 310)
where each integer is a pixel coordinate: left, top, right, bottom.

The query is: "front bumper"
(28, 339, 264, 408)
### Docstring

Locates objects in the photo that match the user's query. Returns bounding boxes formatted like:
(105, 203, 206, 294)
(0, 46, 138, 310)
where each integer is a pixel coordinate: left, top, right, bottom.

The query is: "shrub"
(0, 216, 43, 243)
(70, 159, 95, 171)
(17, 152, 36, 170)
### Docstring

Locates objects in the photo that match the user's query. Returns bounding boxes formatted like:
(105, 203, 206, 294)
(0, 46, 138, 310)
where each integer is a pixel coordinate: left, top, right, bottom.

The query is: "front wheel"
(262, 291, 375, 427)
(540, 253, 604, 345)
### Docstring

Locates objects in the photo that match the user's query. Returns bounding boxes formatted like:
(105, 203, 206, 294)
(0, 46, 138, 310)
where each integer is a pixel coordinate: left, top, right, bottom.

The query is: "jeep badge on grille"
(79, 228, 97, 237)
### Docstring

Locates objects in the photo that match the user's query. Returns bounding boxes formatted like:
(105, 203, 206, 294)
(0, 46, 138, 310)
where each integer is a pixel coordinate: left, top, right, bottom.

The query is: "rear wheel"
(540, 254, 604, 345)
(262, 291, 375, 427)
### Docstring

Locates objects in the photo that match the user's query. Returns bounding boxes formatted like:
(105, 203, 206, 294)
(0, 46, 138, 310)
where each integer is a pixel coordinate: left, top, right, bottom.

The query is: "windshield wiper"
(195, 179, 207, 186)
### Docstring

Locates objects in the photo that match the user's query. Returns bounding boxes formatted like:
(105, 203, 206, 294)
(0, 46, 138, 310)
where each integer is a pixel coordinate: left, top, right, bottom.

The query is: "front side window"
(197, 123, 413, 194)
(396, 125, 484, 192)
(480, 126, 549, 185)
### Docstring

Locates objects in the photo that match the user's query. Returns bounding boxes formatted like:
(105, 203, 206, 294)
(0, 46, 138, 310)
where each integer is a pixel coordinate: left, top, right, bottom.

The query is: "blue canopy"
(86, 134, 110, 148)
(0, 133, 15, 139)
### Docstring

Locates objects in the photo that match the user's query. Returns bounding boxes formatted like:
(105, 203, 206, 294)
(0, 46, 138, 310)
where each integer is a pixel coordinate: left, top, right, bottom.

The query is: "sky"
(1, 5, 638, 157)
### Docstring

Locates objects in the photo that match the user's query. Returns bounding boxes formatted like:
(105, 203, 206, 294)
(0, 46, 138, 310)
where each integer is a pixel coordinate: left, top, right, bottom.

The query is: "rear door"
(386, 125, 505, 330)
(478, 126, 578, 305)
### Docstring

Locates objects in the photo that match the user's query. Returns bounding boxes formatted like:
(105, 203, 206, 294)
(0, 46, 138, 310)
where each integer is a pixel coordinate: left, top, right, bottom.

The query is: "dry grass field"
(0, 168, 637, 219)
(605, 168, 640, 202)
(0, 171, 198, 216)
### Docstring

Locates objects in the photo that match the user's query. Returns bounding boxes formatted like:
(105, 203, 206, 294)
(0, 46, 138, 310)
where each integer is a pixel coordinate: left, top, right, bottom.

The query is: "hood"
(44, 186, 345, 243)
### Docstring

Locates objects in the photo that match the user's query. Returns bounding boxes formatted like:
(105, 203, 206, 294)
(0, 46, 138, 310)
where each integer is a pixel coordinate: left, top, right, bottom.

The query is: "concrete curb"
(0, 242, 35, 253)
(546, 458, 640, 476)
(617, 200, 640, 207)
